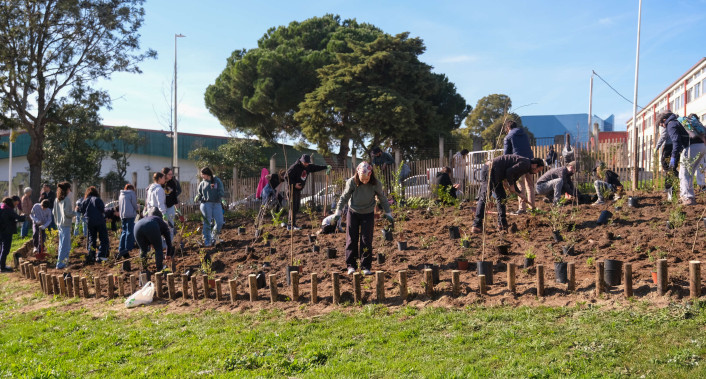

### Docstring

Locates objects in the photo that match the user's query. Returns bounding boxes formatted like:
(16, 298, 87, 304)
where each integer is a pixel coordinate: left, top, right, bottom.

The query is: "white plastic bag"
(125, 281, 155, 308)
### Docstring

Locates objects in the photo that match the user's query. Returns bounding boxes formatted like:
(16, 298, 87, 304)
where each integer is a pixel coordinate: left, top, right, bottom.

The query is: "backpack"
(678, 115, 706, 142)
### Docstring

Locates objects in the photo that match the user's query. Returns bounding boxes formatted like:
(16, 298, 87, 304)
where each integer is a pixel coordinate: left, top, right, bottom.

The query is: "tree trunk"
(26, 128, 45, 203)
(336, 135, 350, 168)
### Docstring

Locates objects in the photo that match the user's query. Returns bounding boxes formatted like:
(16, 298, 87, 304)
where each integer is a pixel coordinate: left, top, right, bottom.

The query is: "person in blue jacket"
(503, 119, 536, 214)
(662, 111, 706, 205)
(134, 209, 174, 272)
(78, 186, 110, 263)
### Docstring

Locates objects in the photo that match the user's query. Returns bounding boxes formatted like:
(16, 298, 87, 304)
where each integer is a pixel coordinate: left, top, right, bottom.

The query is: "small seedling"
(586, 257, 595, 267)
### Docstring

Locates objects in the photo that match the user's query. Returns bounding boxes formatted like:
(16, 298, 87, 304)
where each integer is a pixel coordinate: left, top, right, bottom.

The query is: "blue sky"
(98, 0, 706, 138)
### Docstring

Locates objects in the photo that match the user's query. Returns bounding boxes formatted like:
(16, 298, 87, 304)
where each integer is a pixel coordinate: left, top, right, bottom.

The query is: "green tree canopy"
(103, 126, 145, 182)
(0, 0, 155, 201)
(188, 139, 266, 181)
(462, 94, 534, 150)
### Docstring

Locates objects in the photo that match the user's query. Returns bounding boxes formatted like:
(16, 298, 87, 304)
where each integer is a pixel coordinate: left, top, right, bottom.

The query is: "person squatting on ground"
(435, 166, 460, 203)
(319, 207, 346, 234)
(79, 186, 110, 262)
(20, 187, 33, 238)
(53, 182, 75, 269)
(118, 184, 138, 259)
(592, 162, 623, 205)
(503, 119, 536, 214)
(286, 154, 330, 230)
(195, 167, 225, 247)
(30, 199, 52, 254)
(134, 209, 174, 272)
(333, 162, 393, 276)
(535, 161, 576, 206)
(162, 167, 181, 229)
(145, 172, 167, 217)
(0, 197, 25, 272)
(472, 155, 545, 234)
(662, 111, 706, 205)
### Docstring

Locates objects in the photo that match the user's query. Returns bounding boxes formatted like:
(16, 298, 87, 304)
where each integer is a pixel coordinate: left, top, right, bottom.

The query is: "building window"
(674, 96, 681, 110)
(687, 88, 693, 103)
(696, 82, 702, 98)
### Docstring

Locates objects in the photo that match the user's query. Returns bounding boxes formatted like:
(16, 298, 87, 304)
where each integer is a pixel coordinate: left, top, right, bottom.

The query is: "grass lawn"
(1, 275, 706, 378)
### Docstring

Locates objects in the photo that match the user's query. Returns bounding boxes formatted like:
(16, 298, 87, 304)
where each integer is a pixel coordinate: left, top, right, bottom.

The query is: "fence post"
(269, 155, 276, 174)
(657, 259, 668, 296)
(291, 271, 300, 302)
(595, 261, 604, 296)
(507, 263, 516, 293)
(690, 261, 701, 299)
(624, 263, 633, 298)
(353, 272, 362, 304)
(229, 279, 238, 303)
(536, 264, 544, 297)
(399, 270, 408, 301)
(269, 274, 278, 303)
(332, 272, 340, 305)
(452, 270, 460, 296)
(310, 273, 318, 304)
(478, 275, 487, 295)
(567, 262, 575, 292)
(181, 274, 189, 300)
(248, 274, 257, 302)
(424, 268, 433, 297)
(439, 136, 444, 167)
(375, 271, 385, 302)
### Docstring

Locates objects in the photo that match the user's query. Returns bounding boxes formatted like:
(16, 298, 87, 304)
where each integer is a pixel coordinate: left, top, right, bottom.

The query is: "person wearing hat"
(334, 162, 393, 275)
(285, 154, 331, 230)
(592, 162, 623, 205)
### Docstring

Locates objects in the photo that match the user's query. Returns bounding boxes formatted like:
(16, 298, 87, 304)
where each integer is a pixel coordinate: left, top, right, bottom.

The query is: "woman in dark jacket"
(435, 166, 460, 202)
(0, 197, 24, 272)
(78, 186, 110, 263)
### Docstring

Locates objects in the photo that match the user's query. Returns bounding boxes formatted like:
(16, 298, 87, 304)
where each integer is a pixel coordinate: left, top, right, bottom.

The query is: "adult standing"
(20, 187, 33, 238)
(370, 146, 395, 189)
(30, 200, 52, 253)
(39, 183, 56, 230)
(502, 119, 536, 214)
(53, 182, 75, 269)
(333, 162, 393, 275)
(118, 184, 138, 259)
(162, 167, 182, 228)
(285, 154, 330, 230)
(472, 155, 545, 233)
(662, 111, 706, 205)
(195, 167, 225, 247)
(145, 172, 167, 217)
(134, 210, 174, 272)
(79, 186, 109, 262)
(0, 197, 24, 272)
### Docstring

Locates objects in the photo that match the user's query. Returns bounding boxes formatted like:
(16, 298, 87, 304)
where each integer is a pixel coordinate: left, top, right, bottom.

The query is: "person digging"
(333, 162, 394, 276)
(471, 155, 545, 234)
(134, 208, 174, 273)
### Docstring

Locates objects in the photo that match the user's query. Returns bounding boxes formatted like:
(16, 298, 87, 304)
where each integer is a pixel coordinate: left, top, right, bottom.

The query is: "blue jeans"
(57, 225, 72, 269)
(74, 216, 87, 236)
(199, 202, 224, 246)
(119, 217, 135, 254)
(21, 219, 31, 238)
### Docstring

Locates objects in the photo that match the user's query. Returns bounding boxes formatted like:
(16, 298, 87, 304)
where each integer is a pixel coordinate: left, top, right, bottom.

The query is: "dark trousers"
(87, 223, 109, 259)
(473, 166, 507, 228)
(135, 220, 164, 271)
(290, 189, 302, 226)
(345, 211, 374, 270)
(32, 223, 46, 250)
(0, 233, 13, 269)
(662, 145, 678, 190)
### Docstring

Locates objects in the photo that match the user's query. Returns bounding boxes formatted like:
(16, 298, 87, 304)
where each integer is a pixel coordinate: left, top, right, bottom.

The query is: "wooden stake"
(657, 259, 667, 296)
(53, 275, 60, 295)
(107, 274, 114, 299)
(507, 263, 516, 293)
(167, 273, 176, 300)
(94, 276, 101, 298)
(33, 265, 39, 280)
(332, 272, 340, 305)
(478, 275, 487, 295)
(73, 276, 80, 298)
(353, 272, 362, 303)
(139, 272, 148, 287)
(690, 261, 701, 299)
(155, 272, 164, 298)
(20, 262, 26, 277)
(398, 270, 408, 301)
(59, 275, 67, 296)
(452, 270, 460, 296)
(191, 275, 198, 300)
(224, 279, 235, 303)
(375, 271, 385, 302)
(595, 261, 604, 296)
(38, 272, 45, 294)
(66, 276, 73, 297)
(567, 262, 576, 292)
(30, 265, 37, 280)
(424, 268, 433, 297)
(269, 274, 278, 303)
(40, 263, 47, 272)
(81, 277, 89, 298)
(291, 271, 300, 302)
(248, 274, 258, 301)
(202, 275, 210, 299)
(130, 274, 137, 294)
(181, 274, 189, 300)
(536, 264, 544, 297)
(310, 273, 318, 304)
(624, 263, 633, 298)
(215, 279, 222, 301)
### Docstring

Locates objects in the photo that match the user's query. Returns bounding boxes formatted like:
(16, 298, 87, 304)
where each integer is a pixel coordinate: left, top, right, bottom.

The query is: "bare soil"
(18, 190, 706, 316)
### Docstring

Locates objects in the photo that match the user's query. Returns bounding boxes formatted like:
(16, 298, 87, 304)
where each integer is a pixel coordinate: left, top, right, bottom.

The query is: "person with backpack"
(53, 182, 76, 269)
(502, 119, 536, 214)
(0, 197, 25, 272)
(118, 184, 138, 259)
(662, 111, 706, 205)
(78, 186, 109, 262)
(195, 167, 225, 247)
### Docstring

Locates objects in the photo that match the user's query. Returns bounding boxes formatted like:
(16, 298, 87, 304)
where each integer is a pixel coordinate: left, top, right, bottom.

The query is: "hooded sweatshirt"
(53, 196, 76, 227)
(119, 189, 138, 219)
(196, 176, 225, 203)
(30, 203, 53, 229)
(146, 183, 167, 214)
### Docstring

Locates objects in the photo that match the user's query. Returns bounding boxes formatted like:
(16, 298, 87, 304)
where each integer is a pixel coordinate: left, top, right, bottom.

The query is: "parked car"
(229, 194, 261, 210)
(301, 184, 340, 209)
(402, 174, 432, 198)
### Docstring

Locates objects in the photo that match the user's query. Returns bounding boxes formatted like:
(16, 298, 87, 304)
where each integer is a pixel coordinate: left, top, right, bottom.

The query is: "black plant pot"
(256, 271, 266, 289)
(262, 262, 271, 269)
(269, 247, 277, 255)
(377, 253, 386, 264)
(496, 245, 510, 255)
(604, 259, 623, 286)
(476, 261, 493, 285)
(627, 196, 637, 208)
(552, 230, 563, 242)
(326, 248, 337, 259)
(308, 235, 317, 243)
(597, 210, 612, 225)
(285, 266, 301, 286)
(523, 257, 534, 268)
(554, 262, 568, 284)
(562, 245, 575, 256)
(462, 240, 471, 248)
(423, 263, 440, 284)
(122, 260, 131, 272)
(449, 226, 461, 239)
(397, 241, 407, 251)
(382, 228, 393, 241)
(238, 227, 246, 235)
(312, 245, 320, 253)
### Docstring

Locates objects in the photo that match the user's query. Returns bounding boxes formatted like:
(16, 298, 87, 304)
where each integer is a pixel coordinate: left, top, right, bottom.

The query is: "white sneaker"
(214, 236, 222, 245)
(592, 199, 605, 205)
(32, 247, 38, 253)
(614, 195, 621, 200)
(347, 267, 356, 275)
(363, 269, 372, 276)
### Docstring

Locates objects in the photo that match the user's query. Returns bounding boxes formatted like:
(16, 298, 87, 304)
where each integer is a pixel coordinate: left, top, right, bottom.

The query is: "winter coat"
(119, 189, 138, 219)
(164, 178, 182, 208)
(0, 203, 24, 235)
(30, 203, 53, 229)
(486, 154, 532, 187)
(503, 127, 534, 159)
(78, 195, 106, 227)
(536, 167, 575, 195)
(286, 161, 327, 190)
(53, 196, 76, 228)
(39, 190, 56, 209)
(666, 113, 703, 160)
(372, 151, 395, 167)
(435, 172, 457, 199)
(145, 183, 167, 214)
(196, 176, 225, 203)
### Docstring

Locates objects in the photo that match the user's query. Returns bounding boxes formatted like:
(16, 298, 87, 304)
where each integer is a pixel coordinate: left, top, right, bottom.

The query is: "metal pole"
(631, 0, 642, 190)
(174, 33, 185, 180)
(588, 73, 593, 152)
(8, 131, 12, 197)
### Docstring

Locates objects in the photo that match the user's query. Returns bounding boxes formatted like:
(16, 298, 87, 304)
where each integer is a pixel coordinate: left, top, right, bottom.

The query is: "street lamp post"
(174, 33, 186, 180)
(631, 0, 642, 190)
